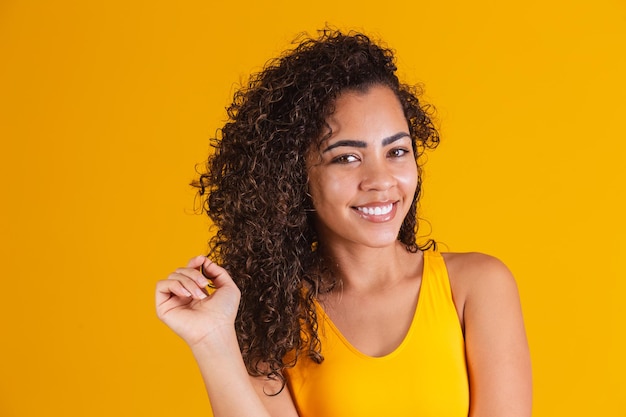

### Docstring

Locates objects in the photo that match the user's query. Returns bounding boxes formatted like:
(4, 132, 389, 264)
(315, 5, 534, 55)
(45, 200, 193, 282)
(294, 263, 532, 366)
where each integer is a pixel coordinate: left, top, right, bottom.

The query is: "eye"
(388, 148, 411, 158)
(331, 154, 360, 164)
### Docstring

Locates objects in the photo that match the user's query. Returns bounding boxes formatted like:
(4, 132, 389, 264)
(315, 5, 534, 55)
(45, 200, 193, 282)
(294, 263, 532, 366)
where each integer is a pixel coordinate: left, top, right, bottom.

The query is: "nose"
(359, 158, 396, 191)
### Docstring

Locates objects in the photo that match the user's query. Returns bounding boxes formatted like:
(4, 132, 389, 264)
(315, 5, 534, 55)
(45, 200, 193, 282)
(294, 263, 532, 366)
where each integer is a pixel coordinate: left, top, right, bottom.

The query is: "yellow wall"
(1, 1, 624, 416)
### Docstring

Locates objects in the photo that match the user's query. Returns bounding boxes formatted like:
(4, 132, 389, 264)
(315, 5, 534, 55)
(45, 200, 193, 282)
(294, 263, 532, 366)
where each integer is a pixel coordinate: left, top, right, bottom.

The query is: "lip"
(352, 201, 398, 223)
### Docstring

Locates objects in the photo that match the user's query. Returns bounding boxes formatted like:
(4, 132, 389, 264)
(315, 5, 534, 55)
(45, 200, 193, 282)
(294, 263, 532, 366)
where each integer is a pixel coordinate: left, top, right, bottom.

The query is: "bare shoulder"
(442, 252, 517, 300)
(440, 252, 521, 328)
(442, 251, 513, 279)
(442, 252, 532, 416)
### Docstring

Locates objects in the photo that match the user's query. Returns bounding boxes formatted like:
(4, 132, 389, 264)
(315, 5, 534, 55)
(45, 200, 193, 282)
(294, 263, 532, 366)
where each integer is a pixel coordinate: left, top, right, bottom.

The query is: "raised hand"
(156, 255, 241, 348)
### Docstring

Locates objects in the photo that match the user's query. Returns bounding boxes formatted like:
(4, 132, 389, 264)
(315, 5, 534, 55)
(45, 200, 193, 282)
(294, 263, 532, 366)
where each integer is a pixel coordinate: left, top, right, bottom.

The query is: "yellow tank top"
(285, 250, 469, 416)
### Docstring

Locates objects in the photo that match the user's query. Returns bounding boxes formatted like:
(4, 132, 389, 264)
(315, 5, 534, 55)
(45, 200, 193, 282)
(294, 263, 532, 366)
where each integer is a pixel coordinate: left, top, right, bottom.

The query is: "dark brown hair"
(194, 28, 439, 390)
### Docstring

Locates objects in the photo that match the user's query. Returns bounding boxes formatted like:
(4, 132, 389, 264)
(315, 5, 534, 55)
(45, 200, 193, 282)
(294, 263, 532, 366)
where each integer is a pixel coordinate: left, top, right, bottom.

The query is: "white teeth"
(356, 203, 393, 216)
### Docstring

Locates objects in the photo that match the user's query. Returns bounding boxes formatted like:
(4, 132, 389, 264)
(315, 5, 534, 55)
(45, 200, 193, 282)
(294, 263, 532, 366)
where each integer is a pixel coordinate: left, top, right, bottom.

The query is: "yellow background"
(1, 1, 624, 416)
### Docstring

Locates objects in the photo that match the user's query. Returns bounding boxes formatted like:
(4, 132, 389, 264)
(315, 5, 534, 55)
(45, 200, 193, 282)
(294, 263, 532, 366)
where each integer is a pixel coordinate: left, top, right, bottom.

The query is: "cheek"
(397, 163, 419, 193)
(308, 168, 351, 211)
(309, 175, 335, 209)
(306, 168, 326, 209)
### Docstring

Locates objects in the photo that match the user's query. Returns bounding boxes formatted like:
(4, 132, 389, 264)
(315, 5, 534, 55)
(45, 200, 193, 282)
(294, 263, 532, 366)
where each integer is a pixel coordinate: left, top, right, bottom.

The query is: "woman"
(156, 29, 532, 416)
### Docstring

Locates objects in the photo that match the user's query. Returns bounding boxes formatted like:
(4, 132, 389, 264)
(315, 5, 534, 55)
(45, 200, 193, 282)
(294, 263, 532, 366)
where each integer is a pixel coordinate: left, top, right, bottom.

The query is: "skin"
(155, 84, 532, 417)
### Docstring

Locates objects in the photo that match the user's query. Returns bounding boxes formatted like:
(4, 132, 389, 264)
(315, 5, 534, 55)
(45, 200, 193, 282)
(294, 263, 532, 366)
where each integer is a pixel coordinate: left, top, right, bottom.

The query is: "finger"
(175, 266, 211, 288)
(155, 279, 193, 305)
(198, 261, 236, 290)
(184, 256, 217, 289)
(186, 255, 209, 269)
(155, 279, 198, 321)
(199, 259, 217, 289)
(166, 272, 208, 300)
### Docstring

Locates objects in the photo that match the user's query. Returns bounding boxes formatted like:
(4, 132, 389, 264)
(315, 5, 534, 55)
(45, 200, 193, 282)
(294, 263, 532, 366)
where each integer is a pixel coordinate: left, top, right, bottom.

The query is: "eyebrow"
(322, 132, 410, 153)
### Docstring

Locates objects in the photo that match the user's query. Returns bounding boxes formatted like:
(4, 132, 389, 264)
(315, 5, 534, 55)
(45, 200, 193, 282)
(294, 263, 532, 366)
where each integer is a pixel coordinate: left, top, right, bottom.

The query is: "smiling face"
(307, 84, 419, 251)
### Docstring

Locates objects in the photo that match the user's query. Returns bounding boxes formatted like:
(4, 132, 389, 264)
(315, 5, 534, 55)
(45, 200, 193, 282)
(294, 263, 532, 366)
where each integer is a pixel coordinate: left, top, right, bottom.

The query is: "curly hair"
(193, 28, 439, 391)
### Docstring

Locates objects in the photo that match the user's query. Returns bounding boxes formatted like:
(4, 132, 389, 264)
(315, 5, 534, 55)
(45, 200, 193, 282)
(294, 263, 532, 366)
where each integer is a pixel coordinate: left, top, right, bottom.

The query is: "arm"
(156, 256, 299, 417)
(451, 253, 532, 417)
(191, 327, 298, 417)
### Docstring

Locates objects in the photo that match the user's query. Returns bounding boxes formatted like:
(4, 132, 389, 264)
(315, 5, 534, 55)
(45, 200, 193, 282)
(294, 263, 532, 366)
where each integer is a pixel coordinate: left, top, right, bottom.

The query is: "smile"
(354, 203, 394, 216)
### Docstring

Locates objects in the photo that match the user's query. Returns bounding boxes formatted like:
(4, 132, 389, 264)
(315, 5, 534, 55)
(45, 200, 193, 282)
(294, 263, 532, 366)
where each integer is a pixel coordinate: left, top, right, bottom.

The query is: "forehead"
(332, 84, 402, 113)
(323, 85, 408, 141)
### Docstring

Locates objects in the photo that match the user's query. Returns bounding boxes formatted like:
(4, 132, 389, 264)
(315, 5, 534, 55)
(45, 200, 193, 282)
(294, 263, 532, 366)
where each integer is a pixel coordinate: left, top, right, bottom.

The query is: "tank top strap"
(419, 250, 456, 319)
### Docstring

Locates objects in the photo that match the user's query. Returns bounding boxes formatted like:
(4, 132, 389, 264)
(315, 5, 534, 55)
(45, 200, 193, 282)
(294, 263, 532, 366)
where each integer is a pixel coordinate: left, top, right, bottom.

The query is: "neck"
(319, 241, 422, 294)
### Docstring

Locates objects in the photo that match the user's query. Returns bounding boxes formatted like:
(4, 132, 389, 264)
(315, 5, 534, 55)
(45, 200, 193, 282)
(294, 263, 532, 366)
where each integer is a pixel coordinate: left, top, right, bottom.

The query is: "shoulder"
(440, 252, 519, 322)
(441, 252, 532, 415)
(442, 251, 516, 290)
(442, 251, 511, 274)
